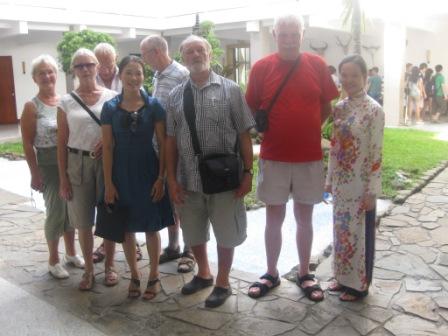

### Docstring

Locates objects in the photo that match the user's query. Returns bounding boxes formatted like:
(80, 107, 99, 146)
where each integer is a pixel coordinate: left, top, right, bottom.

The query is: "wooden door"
(0, 56, 18, 124)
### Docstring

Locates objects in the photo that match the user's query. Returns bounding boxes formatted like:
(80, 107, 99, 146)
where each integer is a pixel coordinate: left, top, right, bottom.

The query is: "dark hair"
(338, 54, 368, 78)
(435, 64, 443, 72)
(424, 68, 434, 82)
(409, 66, 420, 83)
(371, 66, 379, 73)
(328, 65, 336, 75)
(118, 55, 145, 75)
(419, 63, 427, 70)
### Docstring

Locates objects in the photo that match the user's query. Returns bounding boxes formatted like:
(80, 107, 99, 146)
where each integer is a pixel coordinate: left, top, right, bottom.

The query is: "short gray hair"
(70, 48, 98, 69)
(179, 35, 211, 54)
(31, 54, 58, 77)
(93, 42, 117, 57)
(273, 14, 304, 33)
(140, 35, 168, 53)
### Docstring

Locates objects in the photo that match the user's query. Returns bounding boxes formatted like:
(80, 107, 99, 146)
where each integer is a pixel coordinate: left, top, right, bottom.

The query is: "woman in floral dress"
(325, 55, 385, 301)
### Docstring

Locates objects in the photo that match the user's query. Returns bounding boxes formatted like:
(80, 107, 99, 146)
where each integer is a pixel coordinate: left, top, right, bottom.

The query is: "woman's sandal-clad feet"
(339, 287, 368, 302)
(128, 278, 141, 299)
(142, 278, 160, 300)
(248, 273, 281, 298)
(79, 272, 95, 291)
(296, 274, 324, 302)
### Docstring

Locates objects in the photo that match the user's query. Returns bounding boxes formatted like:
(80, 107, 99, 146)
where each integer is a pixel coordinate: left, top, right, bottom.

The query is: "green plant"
(57, 30, 115, 73)
(199, 21, 224, 72)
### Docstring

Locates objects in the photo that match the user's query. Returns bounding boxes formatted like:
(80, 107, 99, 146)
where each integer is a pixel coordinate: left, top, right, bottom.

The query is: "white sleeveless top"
(32, 96, 58, 148)
(59, 89, 117, 151)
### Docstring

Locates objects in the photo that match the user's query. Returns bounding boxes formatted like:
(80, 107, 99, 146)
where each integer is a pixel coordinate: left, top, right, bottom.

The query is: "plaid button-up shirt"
(166, 71, 255, 192)
(153, 60, 189, 109)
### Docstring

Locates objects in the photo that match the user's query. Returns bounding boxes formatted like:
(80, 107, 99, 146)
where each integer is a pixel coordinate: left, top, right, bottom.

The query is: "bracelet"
(157, 175, 164, 181)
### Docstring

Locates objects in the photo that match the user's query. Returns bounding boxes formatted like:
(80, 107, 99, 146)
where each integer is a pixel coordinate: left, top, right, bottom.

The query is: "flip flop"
(339, 287, 368, 302)
(248, 273, 281, 298)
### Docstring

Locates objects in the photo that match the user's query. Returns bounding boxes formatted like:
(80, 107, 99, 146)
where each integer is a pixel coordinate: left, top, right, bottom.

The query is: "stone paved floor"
(1, 168, 448, 336)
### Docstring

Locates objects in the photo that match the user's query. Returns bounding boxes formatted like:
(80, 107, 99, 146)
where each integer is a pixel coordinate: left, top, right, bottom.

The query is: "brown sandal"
(79, 271, 95, 291)
(128, 278, 141, 298)
(328, 280, 345, 292)
(92, 244, 106, 264)
(142, 278, 160, 300)
(177, 251, 196, 273)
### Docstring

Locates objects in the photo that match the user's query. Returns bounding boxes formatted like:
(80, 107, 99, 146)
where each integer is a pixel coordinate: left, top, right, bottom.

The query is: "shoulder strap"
(183, 82, 202, 156)
(70, 91, 101, 126)
(266, 55, 301, 113)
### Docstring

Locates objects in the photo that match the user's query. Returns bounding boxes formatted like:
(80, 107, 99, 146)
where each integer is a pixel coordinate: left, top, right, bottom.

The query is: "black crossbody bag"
(254, 56, 300, 132)
(183, 82, 240, 194)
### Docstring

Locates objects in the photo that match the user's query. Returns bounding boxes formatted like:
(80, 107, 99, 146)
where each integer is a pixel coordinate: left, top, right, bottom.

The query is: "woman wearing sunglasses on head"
(57, 48, 117, 291)
(101, 55, 173, 300)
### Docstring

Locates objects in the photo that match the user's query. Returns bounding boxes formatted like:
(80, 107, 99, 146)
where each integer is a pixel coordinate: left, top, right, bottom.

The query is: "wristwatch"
(243, 168, 253, 175)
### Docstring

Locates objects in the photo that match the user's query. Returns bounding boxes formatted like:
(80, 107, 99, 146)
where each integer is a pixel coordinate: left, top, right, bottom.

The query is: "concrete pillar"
(247, 21, 272, 66)
(383, 22, 407, 126)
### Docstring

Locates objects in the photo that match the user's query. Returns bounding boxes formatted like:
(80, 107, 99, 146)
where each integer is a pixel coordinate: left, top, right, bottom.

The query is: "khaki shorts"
(177, 191, 247, 248)
(66, 151, 103, 229)
(257, 159, 324, 205)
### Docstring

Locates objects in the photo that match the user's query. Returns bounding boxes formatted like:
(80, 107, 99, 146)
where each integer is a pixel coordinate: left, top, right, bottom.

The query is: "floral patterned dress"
(326, 92, 385, 291)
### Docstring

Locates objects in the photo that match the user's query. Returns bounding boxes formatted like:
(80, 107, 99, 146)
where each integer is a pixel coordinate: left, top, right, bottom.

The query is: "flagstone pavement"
(1, 168, 448, 335)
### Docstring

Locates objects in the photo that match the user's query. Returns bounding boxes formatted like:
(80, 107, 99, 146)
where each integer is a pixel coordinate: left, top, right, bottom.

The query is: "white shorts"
(257, 159, 324, 205)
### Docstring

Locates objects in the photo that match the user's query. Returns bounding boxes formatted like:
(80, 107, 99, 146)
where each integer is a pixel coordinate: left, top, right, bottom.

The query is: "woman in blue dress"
(101, 55, 173, 300)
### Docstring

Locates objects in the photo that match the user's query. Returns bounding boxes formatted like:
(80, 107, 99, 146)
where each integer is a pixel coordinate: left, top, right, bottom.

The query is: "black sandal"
(248, 273, 281, 298)
(297, 274, 324, 302)
(128, 278, 141, 298)
(339, 287, 368, 302)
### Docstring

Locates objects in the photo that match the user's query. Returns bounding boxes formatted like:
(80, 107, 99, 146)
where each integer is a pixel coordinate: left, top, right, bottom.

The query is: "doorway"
(0, 56, 18, 124)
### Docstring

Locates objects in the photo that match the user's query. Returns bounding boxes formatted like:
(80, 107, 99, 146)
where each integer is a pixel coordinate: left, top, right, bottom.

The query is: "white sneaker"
(64, 254, 85, 269)
(48, 263, 69, 279)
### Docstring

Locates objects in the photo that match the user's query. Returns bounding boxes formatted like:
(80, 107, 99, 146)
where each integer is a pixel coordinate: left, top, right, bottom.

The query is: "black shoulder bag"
(183, 82, 240, 194)
(254, 56, 300, 132)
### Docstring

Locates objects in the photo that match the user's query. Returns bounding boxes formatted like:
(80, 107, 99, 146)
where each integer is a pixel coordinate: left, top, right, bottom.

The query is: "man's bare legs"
(294, 202, 323, 301)
(248, 204, 285, 296)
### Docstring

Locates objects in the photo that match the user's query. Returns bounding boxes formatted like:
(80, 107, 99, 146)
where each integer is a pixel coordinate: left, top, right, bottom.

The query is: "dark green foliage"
(57, 30, 115, 73)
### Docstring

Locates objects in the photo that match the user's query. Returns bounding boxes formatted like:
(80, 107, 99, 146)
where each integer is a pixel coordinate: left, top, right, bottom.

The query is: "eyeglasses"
(73, 63, 97, 70)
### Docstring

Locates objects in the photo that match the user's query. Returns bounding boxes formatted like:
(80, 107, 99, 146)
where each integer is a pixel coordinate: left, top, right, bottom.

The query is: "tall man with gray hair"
(245, 14, 339, 301)
(140, 35, 196, 273)
(94, 42, 122, 93)
(166, 35, 255, 308)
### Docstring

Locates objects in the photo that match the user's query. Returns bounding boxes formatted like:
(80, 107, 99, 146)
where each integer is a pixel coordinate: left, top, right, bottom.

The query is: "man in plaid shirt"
(166, 35, 255, 308)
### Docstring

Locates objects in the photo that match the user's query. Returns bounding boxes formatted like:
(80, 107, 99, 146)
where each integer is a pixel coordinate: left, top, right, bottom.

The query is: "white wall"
(0, 32, 67, 119)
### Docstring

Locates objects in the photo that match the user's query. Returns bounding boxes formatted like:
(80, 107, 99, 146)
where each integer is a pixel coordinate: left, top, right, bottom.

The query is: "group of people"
(22, 13, 384, 308)
(405, 62, 447, 124)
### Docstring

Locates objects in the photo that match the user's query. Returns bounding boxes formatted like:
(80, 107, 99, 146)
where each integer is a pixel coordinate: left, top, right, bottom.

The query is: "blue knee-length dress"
(101, 91, 173, 232)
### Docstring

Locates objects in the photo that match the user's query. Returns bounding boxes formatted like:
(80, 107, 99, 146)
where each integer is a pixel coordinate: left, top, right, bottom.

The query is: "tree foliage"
(199, 21, 224, 71)
(57, 30, 115, 73)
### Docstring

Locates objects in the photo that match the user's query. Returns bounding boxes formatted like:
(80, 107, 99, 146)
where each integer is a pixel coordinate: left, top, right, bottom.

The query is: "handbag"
(94, 202, 128, 243)
(254, 56, 301, 132)
(183, 81, 240, 194)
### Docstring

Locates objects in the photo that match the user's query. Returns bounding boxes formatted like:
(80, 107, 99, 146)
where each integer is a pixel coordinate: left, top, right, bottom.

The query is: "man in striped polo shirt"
(140, 35, 196, 273)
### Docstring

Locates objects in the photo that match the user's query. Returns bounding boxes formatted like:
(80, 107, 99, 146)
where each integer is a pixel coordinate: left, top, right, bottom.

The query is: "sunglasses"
(73, 62, 97, 70)
(121, 111, 140, 133)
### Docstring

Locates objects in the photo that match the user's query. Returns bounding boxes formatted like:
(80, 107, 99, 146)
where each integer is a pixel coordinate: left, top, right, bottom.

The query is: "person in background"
(21, 54, 84, 279)
(140, 35, 195, 273)
(366, 66, 382, 105)
(101, 55, 174, 299)
(406, 66, 425, 124)
(325, 54, 385, 301)
(57, 48, 117, 290)
(432, 64, 447, 122)
(93, 42, 143, 264)
(423, 68, 434, 121)
(329, 65, 340, 90)
(245, 14, 338, 302)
